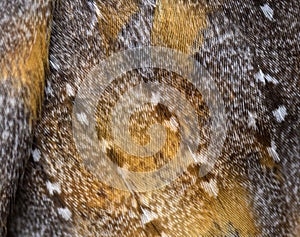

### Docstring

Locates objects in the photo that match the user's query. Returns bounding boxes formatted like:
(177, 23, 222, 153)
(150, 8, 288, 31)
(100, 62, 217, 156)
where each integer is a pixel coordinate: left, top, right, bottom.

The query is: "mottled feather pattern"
(0, 0, 299, 236)
(0, 0, 52, 235)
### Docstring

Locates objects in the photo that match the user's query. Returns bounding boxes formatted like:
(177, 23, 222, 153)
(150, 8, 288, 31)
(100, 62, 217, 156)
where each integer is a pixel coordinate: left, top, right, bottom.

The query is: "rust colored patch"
(151, 0, 208, 54)
(95, 0, 139, 51)
(179, 166, 260, 236)
(206, 184, 259, 236)
(0, 24, 50, 119)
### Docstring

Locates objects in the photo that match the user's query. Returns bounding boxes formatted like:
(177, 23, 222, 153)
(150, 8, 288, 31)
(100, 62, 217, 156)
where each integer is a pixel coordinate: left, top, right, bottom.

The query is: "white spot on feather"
(131, 198, 137, 208)
(49, 61, 59, 70)
(169, 116, 179, 131)
(46, 181, 61, 195)
(141, 208, 158, 225)
(265, 74, 279, 84)
(57, 207, 72, 221)
(254, 69, 278, 85)
(260, 4, 274, 20)
(32, 148, 41, 162)
(273, 105, 287, 122)
(151, 92, 160, 105)
(10, 98, 16, 107)
(2, 131, 9, 140)
(45, 82, 54, 96)
(267, 140, 280, 162)
(76, 112, 89, 125)
(163, 116, 178, 132)
(248, 111, 257, 129)
(201, 178, 219, 197)
(66, 83, 75, 97)
(100, 139, 111, 151)
(188, 146, 208, 164)
(254, 69, 266, 84)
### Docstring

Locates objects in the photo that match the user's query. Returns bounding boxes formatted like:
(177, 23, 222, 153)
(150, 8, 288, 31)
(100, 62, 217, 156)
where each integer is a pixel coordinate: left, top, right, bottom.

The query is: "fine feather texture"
(0, 0, 52, 235)
(0, 0, 299, 236)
